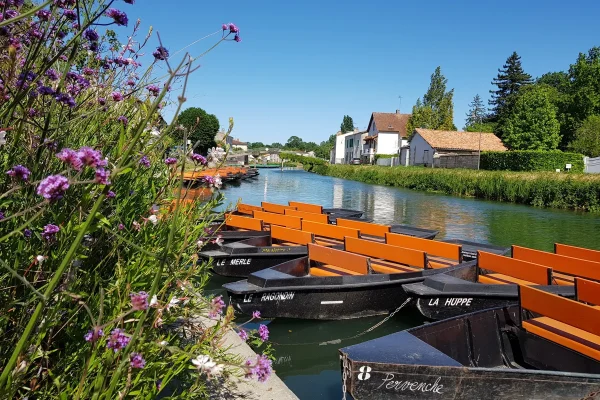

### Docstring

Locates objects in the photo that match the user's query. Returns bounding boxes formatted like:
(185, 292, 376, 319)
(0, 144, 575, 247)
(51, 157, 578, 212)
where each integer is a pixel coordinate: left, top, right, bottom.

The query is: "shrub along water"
(312, 165, 600, 212)
(481, 150, 585, 172)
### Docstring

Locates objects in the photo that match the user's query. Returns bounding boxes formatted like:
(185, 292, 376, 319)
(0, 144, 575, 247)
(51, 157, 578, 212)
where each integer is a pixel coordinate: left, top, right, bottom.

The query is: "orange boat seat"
(385, 233, 462, 264)
(477, 251, 553, 286)
(478, 273, 538, 286)
(576, 278, 600, 306)
(308, 244, 369, 277)
(343, 237, 427, 275)
(336, 219, 390, 239)
(271, 225, 314, 246)
(555, 243, 600, 263)
(285, 209, 329, 224)
(288, 201, 323, 214)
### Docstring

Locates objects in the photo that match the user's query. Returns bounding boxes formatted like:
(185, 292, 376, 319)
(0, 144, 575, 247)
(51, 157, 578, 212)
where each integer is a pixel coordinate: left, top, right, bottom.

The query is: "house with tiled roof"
(363, 111, 411, 164)
(409, 128, 507, 168)
(231, 138, 247, 151)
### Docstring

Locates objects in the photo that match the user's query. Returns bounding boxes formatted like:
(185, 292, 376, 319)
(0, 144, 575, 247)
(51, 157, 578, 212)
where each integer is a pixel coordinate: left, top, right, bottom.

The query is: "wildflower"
(191, 355, 224, 376)
(77, 147, 106, 168)
(38, 86, 55, 96)
(164, 157, 177, 166)
(208, 295, 225, 318)
(107, 190, 116, 198)
(246, 354, 272, 382)
(214, 175, 222, 189)
(111, 91, 123, 101)
(234, 35, 242, 43)
(63, 9, 76, 20)
(132, 221, 141, 231)
(159, 340, 169, 346)
(258, 324, 269, 341)
(166, 297, 180, 311)
(83, 67, 95, 76)
(196, 239, 204, 249)
(118, 223, 125, 230)
(5, 10, 19, 19)
(0, 211, 4, 220)
(106, 8, 128, 26)
(252, 311, 261, 319)
(139, 155, 151, 168)
(24, 229, 32, 238)
(149, 295, 159, 307)
(222, 23, 228, 31)
(84, 328, 104, 342)
(203, 175, 215, 186)
(41, 224, 60, 241)
(36, 255, 45, 264)
(55, 92, 76, 108)
(238, 329, 248, 341)
(130, 291, 149, 310)
(37, 175, 69, 201)
(130, 352, 145, 368)
(146, 84, 159, 96)
(152, 46, 169, 61)
(0, 131, 6, 146)
(83, 28, 99, 42)
(36, 9, 51, 21)
(106, 328, 130, 352)
(98, 97, 106, 105)
(57, 148, 83, 170)
(45, 69, 59, 80)
(117, 115, 128, 125)
(212, 235, 224, 246)
(147, 215, 158, 225)
(6, 165, 31, 181)
(228, 23, 239, 33)
(191, 153, 207, 165)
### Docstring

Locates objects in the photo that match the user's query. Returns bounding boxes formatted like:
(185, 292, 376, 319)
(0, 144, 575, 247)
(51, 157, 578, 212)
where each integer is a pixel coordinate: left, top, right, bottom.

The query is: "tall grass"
(313, 165, 600, 211)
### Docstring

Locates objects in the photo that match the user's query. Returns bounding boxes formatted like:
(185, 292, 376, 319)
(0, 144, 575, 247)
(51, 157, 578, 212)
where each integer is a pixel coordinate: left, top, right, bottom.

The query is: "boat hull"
(206, 250, 308, 278)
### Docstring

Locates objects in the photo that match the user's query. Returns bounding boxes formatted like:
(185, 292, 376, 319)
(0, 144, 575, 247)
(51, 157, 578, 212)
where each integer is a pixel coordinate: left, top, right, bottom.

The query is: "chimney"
(396, 109, 400, 114)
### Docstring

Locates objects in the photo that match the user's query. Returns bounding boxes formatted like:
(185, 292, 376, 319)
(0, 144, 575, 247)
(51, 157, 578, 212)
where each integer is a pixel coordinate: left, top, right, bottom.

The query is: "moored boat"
(339, 278, 600, 400)
(224, 240, 474, 320)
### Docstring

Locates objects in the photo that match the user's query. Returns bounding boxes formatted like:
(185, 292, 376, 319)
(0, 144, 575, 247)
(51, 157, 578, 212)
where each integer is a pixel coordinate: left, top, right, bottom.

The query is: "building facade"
(363, 111, 411, 164)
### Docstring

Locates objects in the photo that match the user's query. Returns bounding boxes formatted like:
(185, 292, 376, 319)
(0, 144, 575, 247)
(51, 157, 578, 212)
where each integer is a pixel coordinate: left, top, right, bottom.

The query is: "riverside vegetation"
(0, 1, 272, 399)
(311, 165, 600, 212)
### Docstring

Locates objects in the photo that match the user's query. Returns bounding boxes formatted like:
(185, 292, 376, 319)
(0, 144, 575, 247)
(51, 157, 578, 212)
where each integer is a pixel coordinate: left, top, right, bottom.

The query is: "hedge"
(279, 152, 327, 171)
(374, 154, 396, 161)
(480, 150, 584, 172)
(311, 164, 600, 212)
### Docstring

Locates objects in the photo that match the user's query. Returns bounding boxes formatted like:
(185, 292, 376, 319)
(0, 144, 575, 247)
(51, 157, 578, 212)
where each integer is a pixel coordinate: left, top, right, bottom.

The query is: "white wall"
(376, 132, 399, 155)
(344, 132, 364, 162)
(333, 134, 346, 164)
(409, 133, 435, 166)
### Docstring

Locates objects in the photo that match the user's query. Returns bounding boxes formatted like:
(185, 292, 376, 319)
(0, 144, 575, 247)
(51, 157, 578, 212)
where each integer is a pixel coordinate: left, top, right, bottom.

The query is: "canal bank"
(215, 168, 600, 399)
(309, 164, 600, 212)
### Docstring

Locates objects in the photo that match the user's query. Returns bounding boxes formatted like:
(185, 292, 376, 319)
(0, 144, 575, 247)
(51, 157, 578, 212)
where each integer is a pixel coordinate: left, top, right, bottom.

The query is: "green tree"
(406, 66, 456, 138)
(269, 142, 283, 148)
(177, 107, 219, 153)
(304, 141, 319, 152)
(501, 85, 561, 150)
(568, 115, 600, 157)
(465, 94, 487, 129)
(340, 115, 354, 133)
(314, 134, 336, 159)
(489, 52, 532, 121)
(247, 142, 265, 149)
(465, 122, 497, 133)
(285, 135, 305, 150)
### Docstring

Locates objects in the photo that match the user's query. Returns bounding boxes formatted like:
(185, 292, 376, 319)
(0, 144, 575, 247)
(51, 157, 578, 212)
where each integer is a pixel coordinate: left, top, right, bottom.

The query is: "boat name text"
(377, 375, 444, 394)
(260, 248, 293, 253)
(261, 292, 295, 301)
(229, 258, 252, 265)
(428, 298, 473, 307)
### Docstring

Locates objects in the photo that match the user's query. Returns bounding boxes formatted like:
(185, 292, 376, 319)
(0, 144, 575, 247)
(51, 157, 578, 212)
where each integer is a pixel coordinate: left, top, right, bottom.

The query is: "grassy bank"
(311, 165, 600, 212)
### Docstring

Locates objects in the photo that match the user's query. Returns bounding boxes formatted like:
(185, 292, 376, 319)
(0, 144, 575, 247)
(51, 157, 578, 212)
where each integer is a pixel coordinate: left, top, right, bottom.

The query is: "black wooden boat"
(224, 241, 474, 320)
(403, 250, 575, 320)
(441, 238, 510, 261)
(390, 225, 438, 240)
(339, 284, 600, 400)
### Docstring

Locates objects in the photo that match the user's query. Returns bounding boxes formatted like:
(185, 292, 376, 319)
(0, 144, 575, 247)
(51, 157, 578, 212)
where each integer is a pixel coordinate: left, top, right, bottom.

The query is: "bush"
(311, 165, 600, 211)
(280, 152, 326, 171)
(374, 154, 396, 161)
(481, 151, 585, 172)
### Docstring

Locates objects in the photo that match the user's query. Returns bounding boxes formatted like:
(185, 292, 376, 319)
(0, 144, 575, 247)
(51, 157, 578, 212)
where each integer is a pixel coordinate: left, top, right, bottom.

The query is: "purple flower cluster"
(191, 153, 207, 165)
(56, 148, 83, 170)
(152, 46, 169, 61)
(111, 91, 123, 101)
(106, 328, 130, 352)
(252, 310, 261, 319)
(6, 164, 31, 181)
(83, 28, 99, 42)
(37, 175, 69, 201)
(55, 92, 76, 108)
(208, 295, 225, 318)
(94, 168, 110, 185)
(41, 224, 60, 241)
(258, 324, 269, 341)
(36, 9, 51, 21)
(130, 352, 145, 369)
(77, 146, 107, 168)
(203, 176, 215, 185)
(238, 329, 248, 341)
(106, 8, 128, 26)
(164, 157, 177, 166)
(245, 355, 272, 382)
(84, 327, 104, 342)
(117, 115, 128, 125)
(63, 9, 77, 21)
(146, 84, 159, 96)
(130, 291, 149, 311)
(0, 211, 4, 221)
(107, 190, 116, 198)
(139, 155, 151, 168)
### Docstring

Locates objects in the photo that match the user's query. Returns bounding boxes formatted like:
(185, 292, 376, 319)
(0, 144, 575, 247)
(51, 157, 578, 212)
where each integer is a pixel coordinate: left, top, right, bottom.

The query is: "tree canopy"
(176, 107, 219, 153)
(465, 94, 487, 129)
(568, 115, 600, 157)
(489, 52, 533, 121)
(340, 115, 354, 133)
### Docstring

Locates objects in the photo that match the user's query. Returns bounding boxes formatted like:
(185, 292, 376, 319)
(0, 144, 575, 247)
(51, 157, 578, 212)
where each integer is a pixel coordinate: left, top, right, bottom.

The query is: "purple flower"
(117, 115, 128, 126)
(118, 223, 125, 230)
(83, 28, 98, 42)
(98, 97, 106, 105)
(246, 355, 272, 382)
(41, 224, 60, 241)
(139, 155, 151, 168)
(77, 147, 106, 168)
(95, 168, 110, 185)
(106, 328, 130, 352)
(203, 176, 215, 186)
(124, 0, 135, 4)
(6, 165, 31, 181)
(146, 84, 159, 96)
(130, 291, 149, 311)
(221, 23, 228, 31)
(24, 228, 32, 238)
(57, 148, 83, 170)
(0, 211, 4, 221)
(152, 46, 169, 61)
(63, 9, 76, 20)
(238, 329, 248, 341)
(84, 328, 104, 342)
(45, 69, 59, 81)
(83, 67, 95, 76)
(208, 295, 225, 318)
(228, 23, 239, 33)
(55, 92, 75, 108)
(258, 324, 269, 341)
(106, 8, 128, 26)
(37, 9, 52, 21)
(234, 35, 241, 43)
(5, 10, 18, 19)
(37, 175, 69, 201)
(191, 153, 206, 165)
(38, 86, 55, 96)
(252, 311, 261, 319)
(107, 190, 116, 198)
(164, 157, 177, 166)
(130, 352, 145, 369)
(111, 91, 123, 101)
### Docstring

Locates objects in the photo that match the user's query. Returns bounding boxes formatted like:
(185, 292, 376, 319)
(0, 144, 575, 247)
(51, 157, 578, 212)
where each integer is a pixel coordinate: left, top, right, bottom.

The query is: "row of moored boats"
(199, 200, 600, 399)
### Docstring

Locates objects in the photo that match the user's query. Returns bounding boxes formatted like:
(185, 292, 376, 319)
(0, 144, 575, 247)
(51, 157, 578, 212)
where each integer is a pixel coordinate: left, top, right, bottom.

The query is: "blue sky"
(127, 0, 600, 145)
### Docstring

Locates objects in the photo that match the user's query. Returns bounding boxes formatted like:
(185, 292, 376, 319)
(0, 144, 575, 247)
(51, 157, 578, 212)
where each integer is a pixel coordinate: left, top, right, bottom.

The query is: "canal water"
(212, 168, 600, 399)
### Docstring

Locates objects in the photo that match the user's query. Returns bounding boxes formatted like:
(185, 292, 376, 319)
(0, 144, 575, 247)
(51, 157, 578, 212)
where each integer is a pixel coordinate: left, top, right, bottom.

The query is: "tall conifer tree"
(489, 52, 532, 119)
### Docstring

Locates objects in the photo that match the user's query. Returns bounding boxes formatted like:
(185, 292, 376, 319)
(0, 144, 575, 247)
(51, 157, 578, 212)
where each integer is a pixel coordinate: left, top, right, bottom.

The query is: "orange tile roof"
(368, 112, 412, 137)
(232, 139, 247, 145)
(414, 129, 507, 152)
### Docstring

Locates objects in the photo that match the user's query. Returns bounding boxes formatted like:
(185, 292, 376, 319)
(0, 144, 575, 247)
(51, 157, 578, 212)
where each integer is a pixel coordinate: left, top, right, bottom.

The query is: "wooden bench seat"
(337, 219, 390, 239)
(225, 214, 264, 232)
(288, 201, 323, 214)
(371, 259, 421, 274)
(285, 209, 329, 224)
(310, 265, 362, 276)
(385, 233, 462, 266)
(555, 243, 600, 263)
(301, 220, 359, 248)
(314, 237, 343, 247)
(343, 237, 427, 275)
(477, 251, 552, 286)
(427, 256, 457, 269)
(271, 225, 314, 246)
(576, 278, 600, 306)
(253, 210, 302, 230)
(308, 244, 369, 277)
(520, 285, 600, 362)
(236, 203, 262, 215)
(478, 273, 538, 286)
(261, 202, 296, 214)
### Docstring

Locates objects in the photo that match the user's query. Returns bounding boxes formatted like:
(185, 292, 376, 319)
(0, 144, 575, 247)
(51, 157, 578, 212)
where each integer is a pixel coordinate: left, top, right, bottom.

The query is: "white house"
(409, 128, 507, 168)
(363, 111, 411, 164)
(344, 130, 367, 163)
(231, 139, 247, 151)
